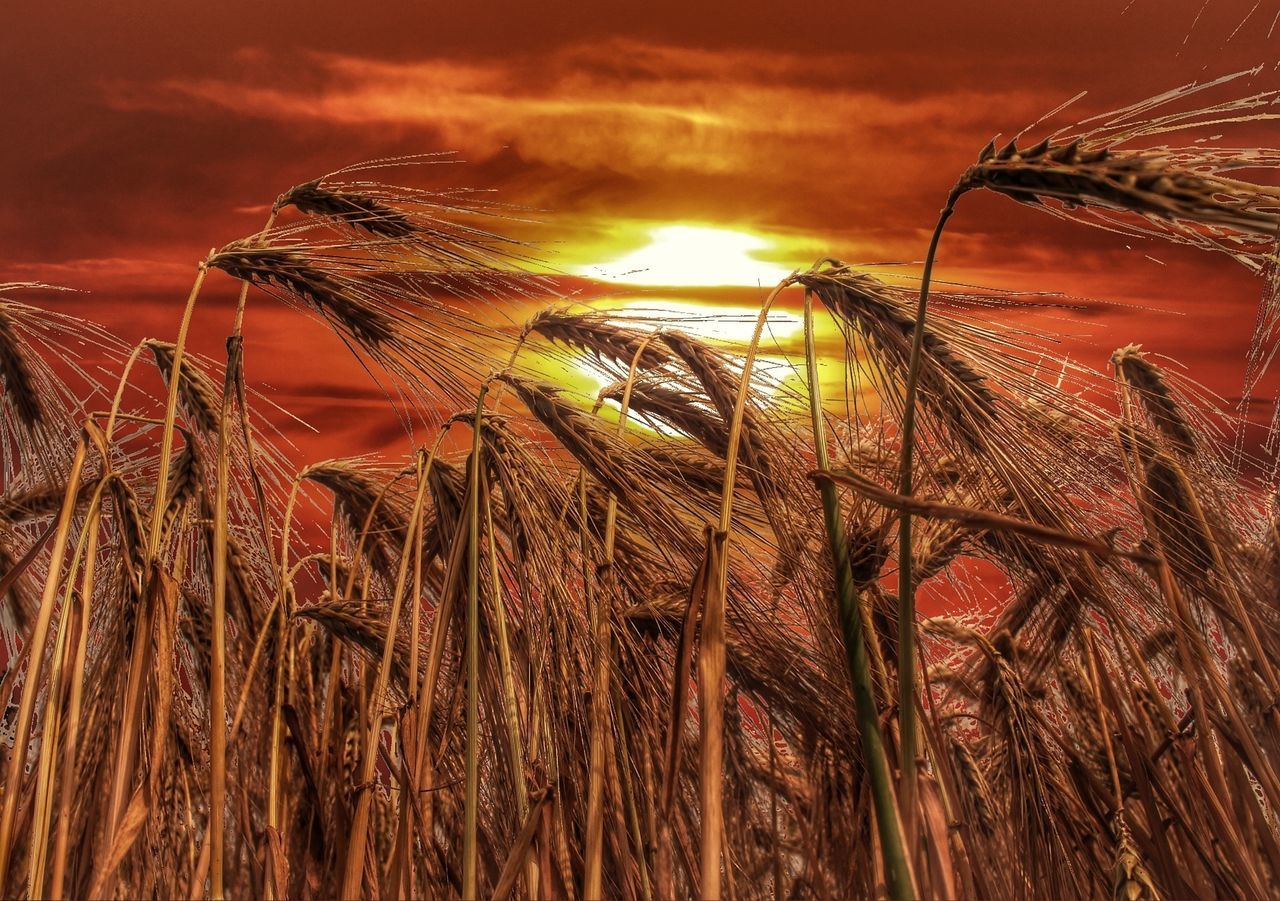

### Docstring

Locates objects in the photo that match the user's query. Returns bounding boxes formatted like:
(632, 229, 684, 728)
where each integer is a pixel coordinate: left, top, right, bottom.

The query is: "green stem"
(896, 190, 960, 841)
(804, 294, 914, 901)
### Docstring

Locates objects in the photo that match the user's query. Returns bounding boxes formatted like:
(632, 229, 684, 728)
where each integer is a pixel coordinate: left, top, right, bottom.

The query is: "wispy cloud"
(7, 24, 1275, 454)
(107, 41, 1051, 190)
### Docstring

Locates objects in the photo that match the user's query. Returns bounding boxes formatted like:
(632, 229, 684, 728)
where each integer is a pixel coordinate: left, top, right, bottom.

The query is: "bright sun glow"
(580, 225, 793, 287)
(616, 299, 804, 344)
(556, 301, 804, 411)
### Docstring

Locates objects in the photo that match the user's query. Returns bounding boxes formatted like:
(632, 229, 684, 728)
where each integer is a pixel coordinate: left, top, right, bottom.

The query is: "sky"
(2, 0, 1278, 462)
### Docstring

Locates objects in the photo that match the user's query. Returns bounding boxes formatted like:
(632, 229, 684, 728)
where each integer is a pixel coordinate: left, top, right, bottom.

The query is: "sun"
(578, 225, 794, 287)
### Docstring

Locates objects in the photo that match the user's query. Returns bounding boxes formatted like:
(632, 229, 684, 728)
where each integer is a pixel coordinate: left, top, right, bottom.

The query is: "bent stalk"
(896, 187, 962, 840)
(805, 292, 914, 901)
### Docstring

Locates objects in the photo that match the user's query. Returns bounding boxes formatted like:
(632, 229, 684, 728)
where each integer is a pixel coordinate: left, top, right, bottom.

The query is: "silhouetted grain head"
(658, 331, 747, 421)
(305, 460, 411, 579)
(146, 340, 221, 433)
(1116, 423, 1160, 471)
(841, 502, 891, 589)
(637, 444, 726, 495)
(197, 490, 262, 634)
(0, 286, 124, 479)
(1055, 664, 1105, 742)
(948, 734, 995, 836)
(162, 438, 202, 536)
(1143, 452, 1215, 577)
(1111, 813, 1160, 900)
(0, 307, 41, 427)
(797, 268, 998, 448)
(1112, 344, 1197, 455)
(209, 244, 396, 346)
(277, 180, 415, 238)
(0, 481, 88, 524)
(177, 588, 213, 686)
(657, 330, 781, 509)
(295, 601, 411, 697)
(526, 307, 674, 372)
(107, 477, 149, 578)
(959, 71, 1280, 275)
(275, 159, 550, 280)
(1139, 627, 1178, 665)
(606, 379, 730, 458)
(914, 521, 970, 584)
(962, 137, 1280, 237)
(493, 374, 639, 503)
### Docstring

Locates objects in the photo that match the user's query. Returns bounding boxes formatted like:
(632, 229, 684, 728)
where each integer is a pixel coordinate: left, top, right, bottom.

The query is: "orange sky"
(2, 1, 1278, 461)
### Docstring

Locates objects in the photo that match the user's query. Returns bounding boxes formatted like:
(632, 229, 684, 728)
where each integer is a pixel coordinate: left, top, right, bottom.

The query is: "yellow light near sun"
(577, 225, 793, 288)
(552, 222, 860, 419)
(612, 299, 804, 344)
(543, 308, 801, 399)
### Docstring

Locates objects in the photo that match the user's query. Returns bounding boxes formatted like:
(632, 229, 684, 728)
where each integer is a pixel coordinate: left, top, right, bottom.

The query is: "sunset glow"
(2, 0, 1273, 461)
(610, 299, 804, 344)
(580, 225, 794, 287)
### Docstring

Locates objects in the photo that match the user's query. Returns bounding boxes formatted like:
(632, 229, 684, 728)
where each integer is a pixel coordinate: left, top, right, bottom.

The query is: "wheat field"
(1, 70, 1280, 900)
